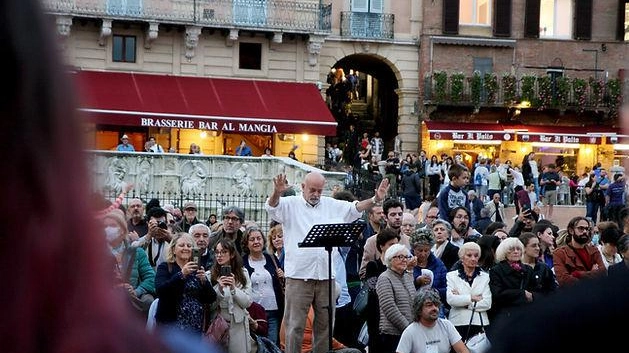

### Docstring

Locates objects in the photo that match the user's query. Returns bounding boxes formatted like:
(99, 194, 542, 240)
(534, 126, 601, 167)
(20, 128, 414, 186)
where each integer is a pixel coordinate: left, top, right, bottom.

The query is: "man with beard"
(360, 198, 412, 278)
(127, 198, 148, 239)
(396, 288, 469, 353)
(207, 205, 246, 256)
(266, 172, 389, 353)
(553, 216, 606, 287)
(448, 207, 481, 247)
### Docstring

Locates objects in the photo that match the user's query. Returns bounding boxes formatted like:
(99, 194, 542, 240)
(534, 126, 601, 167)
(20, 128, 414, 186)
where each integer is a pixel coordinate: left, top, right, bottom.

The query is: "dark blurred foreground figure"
(487, 274, 629, 353)
(0, 1, 217, 352)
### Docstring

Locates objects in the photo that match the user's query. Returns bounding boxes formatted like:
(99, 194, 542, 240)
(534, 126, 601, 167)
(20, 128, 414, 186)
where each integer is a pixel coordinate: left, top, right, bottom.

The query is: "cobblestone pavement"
(502, 204, 586, 229)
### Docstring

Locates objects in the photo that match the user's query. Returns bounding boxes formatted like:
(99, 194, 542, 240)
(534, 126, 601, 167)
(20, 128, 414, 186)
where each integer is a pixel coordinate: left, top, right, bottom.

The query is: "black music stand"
(298, 222, 366, 353)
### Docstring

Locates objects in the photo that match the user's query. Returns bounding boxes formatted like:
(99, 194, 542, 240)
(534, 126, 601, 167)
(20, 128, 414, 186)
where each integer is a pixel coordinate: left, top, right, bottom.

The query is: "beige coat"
(213, 268, 253, 353)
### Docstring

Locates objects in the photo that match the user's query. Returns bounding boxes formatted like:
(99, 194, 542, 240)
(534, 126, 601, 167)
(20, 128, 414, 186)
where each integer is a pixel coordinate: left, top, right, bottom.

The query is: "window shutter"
(524, 0, 541, 38)
(574, 0, 593, 40)
(352, 0, 369, 13)
(443, 0, 459, 35)
(493, 0, 512, 37)
(370, 0, 383, 14)
(616, 0, 626, 41)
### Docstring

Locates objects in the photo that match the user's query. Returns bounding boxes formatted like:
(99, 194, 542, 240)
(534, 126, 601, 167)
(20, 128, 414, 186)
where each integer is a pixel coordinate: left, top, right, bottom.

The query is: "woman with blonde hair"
(266, 224, 285, 267)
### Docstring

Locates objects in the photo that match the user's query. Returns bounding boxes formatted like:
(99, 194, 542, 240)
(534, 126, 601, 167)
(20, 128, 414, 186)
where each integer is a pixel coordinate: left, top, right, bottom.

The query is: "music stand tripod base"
(299, 222, 366, 353)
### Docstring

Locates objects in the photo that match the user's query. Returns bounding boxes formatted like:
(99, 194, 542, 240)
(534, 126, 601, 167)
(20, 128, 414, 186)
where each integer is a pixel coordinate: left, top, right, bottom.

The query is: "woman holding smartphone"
(155, 233, 217, 336)
(210, 238, 253, 353)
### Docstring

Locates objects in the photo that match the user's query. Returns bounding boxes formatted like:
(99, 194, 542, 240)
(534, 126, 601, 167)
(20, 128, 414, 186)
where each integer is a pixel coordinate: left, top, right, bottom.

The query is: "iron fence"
(105, 190, 273, 233)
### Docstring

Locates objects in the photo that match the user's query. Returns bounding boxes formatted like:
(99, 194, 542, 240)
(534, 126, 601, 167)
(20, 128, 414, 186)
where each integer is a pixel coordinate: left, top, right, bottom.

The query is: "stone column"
(395, 88, 421, 156)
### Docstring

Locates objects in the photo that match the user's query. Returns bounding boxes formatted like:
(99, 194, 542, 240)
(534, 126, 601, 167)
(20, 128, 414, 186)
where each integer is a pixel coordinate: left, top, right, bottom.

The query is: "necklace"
(602, 250, 616, 264)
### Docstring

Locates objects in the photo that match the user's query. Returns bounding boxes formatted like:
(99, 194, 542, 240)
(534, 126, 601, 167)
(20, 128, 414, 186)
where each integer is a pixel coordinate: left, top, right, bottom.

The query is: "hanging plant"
(450, 72, 465, 103)
(501, 73, 517, 104)
(572, 78, 587, 113)
(470, 71, 482, 108)
(433, 71, 448, 104)
(483, 72, 498, 104)
(537, 76, 552, 110)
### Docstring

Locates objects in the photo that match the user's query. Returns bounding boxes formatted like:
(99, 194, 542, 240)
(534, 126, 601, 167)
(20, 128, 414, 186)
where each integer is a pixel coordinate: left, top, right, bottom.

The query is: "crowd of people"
(94, 163, 628, 353)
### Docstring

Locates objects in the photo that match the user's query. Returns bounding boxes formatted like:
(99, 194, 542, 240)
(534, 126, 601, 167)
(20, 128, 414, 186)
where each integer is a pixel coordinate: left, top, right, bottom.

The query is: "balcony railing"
(423, 71, 624, 115)
(340, 11, 394, 40)
(42, 0, 332, 34)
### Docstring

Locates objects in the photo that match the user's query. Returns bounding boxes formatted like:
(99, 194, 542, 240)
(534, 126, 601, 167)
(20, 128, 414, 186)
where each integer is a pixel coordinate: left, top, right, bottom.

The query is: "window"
(539, 0, 573, 38)
(239, 43, 262, 70)
(618, 0, 629, 41)
(112, 35, 136, 63)
(459, 0, 491, 25)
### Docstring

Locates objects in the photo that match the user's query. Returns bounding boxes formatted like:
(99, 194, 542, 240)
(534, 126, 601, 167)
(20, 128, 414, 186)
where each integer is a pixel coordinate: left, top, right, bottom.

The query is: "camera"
(158, 221, 168, 230)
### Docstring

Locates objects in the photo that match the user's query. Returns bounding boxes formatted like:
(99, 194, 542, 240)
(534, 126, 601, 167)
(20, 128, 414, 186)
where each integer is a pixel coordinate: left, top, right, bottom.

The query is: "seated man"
(279, 305, 361, 353)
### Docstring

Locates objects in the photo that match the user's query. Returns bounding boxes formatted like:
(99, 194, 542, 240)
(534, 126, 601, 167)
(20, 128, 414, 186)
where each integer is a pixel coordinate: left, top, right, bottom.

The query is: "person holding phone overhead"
(155, 233, 217, 336)
(210, 238, 253, 353)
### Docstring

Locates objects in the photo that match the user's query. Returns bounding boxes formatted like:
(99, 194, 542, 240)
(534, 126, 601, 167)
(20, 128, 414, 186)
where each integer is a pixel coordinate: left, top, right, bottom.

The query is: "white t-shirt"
(396, 320, 462, 353)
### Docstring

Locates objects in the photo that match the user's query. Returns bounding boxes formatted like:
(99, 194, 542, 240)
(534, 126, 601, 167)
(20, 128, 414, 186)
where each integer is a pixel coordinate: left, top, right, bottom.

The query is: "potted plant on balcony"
(555, 76, 570, 111)
(483, 72, 498, 104)
(433, 71, 448, 104)
(606, 78, 622, 117)
(450, 72, 465, 103)
(589, 77, 605, 107)
(470, 71, 482, 108)
(537, 76, 552, 110)
(502, 73, 517, 104)
(520, 75, 537, 106)
(572, 78, 587, 113)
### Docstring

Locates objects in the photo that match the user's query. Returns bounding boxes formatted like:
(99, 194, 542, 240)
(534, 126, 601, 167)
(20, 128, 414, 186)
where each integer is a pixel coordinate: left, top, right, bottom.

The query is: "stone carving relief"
(105, 157, 129, 194)
(180, 160, 207, 195)
(135, 158, 152, 195)
(232, 162, 254, 196)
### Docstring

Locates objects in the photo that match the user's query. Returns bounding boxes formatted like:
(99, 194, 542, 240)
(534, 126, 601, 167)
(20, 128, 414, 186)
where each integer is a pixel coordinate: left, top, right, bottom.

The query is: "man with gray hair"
(396, 288, 469, 353)
(189, 223, 212, 269)
(207, 205, 246, 257)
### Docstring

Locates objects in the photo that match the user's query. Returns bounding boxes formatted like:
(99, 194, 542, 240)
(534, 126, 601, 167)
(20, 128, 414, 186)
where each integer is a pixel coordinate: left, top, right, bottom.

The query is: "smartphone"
(220, 265, 232, 277)
(192, 248, 200, 264)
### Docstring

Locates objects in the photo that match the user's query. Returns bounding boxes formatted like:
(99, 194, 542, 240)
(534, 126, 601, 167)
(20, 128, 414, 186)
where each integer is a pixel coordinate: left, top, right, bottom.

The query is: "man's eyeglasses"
(454, 215, 469, 220)
(575, 226, 591, 232)
(392, 255, 412, 260)
(223, 216, 241, 223)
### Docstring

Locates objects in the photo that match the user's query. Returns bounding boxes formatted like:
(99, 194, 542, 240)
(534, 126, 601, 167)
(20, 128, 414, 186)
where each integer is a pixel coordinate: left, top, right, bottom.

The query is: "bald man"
(266, 172, 389, 353)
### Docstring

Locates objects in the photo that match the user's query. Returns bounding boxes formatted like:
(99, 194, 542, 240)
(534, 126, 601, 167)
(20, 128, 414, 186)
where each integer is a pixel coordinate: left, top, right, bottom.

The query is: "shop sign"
(430, 131, 507, 141)
(140, 117, 278, 133)
(517, 134, 600, 144)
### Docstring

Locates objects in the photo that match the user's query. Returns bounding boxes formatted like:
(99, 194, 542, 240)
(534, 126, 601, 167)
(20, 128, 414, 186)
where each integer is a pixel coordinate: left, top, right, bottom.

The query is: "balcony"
(340, 11, 394, 40)
(423, 71, 623, 116)
(42, 0, 332, 35)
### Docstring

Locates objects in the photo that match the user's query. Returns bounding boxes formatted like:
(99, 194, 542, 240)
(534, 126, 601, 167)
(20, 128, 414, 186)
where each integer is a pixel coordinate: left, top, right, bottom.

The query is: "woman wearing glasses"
(488, 237, 536, 332)
(210, 238, 253, 353)
(376, 243, 415, 353)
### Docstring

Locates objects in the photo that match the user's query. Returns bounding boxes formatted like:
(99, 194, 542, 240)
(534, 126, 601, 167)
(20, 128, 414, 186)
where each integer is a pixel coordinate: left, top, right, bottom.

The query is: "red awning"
(74, 70, 338, 136)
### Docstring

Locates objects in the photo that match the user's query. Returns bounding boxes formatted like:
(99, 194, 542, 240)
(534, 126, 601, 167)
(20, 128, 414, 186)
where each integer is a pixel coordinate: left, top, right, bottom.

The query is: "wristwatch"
(371, 196, 382, 205)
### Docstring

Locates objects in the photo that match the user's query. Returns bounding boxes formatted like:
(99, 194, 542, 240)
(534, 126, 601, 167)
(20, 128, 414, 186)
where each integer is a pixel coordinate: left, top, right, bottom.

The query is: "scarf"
(432, 240, 447, 259)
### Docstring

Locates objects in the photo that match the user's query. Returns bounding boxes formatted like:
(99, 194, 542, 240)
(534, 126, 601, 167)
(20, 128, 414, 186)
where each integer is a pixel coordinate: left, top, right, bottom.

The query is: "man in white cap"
(116, 134, 135, 152)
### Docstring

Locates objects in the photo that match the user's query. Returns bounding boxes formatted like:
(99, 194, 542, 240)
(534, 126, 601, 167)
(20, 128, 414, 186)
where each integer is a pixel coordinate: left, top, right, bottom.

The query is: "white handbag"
(465, 302, 491, 353)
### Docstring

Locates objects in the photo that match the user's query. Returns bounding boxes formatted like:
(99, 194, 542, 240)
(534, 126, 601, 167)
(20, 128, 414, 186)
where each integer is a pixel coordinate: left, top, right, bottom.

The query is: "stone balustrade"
(89, 151, 346, 199)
